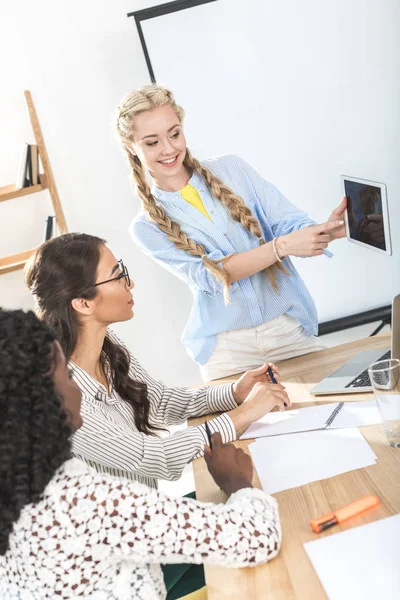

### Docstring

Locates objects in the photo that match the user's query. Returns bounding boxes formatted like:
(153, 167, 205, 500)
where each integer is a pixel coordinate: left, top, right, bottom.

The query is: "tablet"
(341, 175, 392, 256)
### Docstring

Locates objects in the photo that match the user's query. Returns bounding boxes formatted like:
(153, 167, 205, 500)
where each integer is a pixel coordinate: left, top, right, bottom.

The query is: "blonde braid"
(115, 84, 288, 300)
(184, 149, 289, 290)
(127, 153, 232, 303)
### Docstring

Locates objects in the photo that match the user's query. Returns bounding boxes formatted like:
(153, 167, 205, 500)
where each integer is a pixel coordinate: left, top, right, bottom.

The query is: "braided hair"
(116, 84, 288, 303)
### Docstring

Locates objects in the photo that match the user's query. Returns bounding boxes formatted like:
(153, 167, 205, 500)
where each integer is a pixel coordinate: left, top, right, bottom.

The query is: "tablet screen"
(344, 180, 386, 251)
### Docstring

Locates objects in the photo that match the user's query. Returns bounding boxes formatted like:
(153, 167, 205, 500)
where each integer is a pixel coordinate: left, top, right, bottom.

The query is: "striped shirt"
(70, 330, 237, 488)
(130, 154, 332, 366)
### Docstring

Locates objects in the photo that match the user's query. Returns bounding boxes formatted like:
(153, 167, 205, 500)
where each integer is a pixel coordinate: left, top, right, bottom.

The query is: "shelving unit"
(0, 91, 67, 275)
(0, 180, 46, 203)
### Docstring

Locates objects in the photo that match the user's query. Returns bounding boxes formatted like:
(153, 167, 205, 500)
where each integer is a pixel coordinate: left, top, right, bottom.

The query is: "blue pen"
(268, 366, 287, 406)
(267, 366, 277, 384)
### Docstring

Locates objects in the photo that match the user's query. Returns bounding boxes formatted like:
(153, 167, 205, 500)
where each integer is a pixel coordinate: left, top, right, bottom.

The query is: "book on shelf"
(30, 145, 39, 185)
(25, 145, 32, 186)
(43, 216, 55, 242)
(15, 143, 39, 189)
(16, 143, 29, 189)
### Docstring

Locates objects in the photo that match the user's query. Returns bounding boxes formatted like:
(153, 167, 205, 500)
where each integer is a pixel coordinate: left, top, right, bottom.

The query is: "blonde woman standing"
(116, 85, 346, 381)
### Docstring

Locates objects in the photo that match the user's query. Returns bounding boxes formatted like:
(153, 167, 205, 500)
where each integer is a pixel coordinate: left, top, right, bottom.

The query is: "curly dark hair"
(25, 233, 159, 435)
(0, 309, 71, 556)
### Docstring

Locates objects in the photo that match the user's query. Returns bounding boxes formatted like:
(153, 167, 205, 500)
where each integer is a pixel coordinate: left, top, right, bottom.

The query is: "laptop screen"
(344, 180, 386, 251)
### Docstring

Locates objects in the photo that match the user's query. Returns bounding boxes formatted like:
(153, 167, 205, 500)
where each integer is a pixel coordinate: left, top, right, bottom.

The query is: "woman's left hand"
(232, 363, 280, 405)
(325, 197, 347, 240)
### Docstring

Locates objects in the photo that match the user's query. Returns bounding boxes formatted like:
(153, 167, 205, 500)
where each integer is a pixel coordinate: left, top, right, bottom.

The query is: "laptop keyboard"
(345, 350, 391, 389)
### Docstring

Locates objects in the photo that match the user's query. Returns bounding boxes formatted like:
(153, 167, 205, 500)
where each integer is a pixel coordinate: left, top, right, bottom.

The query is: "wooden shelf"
(0, 180, 47, 203)
(0, 91, 68, 276)
(0, 249, 36, 275)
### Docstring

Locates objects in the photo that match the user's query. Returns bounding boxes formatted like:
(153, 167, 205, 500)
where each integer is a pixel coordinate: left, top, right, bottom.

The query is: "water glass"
(368, 358, 400, 448)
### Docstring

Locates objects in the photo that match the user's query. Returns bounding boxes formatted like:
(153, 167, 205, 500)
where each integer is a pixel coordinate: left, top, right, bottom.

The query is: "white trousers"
(199, 314, 326, 381)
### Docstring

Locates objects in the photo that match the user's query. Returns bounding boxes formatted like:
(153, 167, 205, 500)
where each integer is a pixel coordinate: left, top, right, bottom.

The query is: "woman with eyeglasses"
(26, 232, 289, 487)
(25, 233, 288, 598)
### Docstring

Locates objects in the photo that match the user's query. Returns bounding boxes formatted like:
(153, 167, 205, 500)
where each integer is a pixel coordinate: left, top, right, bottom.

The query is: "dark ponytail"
(25, 233, 159, 435)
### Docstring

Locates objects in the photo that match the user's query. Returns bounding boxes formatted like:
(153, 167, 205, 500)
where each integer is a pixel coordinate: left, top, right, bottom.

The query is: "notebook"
(240, 400, 381, 440)
(304, 514, 400, 599)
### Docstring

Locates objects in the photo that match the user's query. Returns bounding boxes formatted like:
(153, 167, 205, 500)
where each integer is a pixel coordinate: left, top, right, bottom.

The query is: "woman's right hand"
(242, 381, 290, 421)
(204, 432, 253, 496)
(228, 381, 290, 437)
(276, 220, 344, 258)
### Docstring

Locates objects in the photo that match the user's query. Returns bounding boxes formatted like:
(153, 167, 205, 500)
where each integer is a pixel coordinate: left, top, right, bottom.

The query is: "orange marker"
(310, 495, 380, 533)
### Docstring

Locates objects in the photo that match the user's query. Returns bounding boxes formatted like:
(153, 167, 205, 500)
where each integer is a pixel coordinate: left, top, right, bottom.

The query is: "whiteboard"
(140, 0, 400, 321)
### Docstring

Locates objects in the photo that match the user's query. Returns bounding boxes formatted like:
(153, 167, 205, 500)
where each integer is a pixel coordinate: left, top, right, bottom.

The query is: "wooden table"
(189, 333, 400, 599)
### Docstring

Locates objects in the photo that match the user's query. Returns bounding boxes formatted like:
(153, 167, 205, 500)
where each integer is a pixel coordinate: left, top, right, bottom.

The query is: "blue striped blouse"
(130, 154, 331, 365)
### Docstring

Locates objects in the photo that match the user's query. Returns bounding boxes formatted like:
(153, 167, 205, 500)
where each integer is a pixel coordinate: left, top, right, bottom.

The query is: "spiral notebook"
(240, 400, 381, 440)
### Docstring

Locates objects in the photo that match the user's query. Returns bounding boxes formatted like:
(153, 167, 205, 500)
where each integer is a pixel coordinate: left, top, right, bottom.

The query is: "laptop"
(310, 294, 400, 396)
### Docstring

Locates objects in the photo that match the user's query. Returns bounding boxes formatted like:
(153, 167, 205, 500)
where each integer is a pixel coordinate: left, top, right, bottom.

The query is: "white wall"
(0, 0, 399, 387)
(142, 0, 400, 320)
(0, 0, 199, 385)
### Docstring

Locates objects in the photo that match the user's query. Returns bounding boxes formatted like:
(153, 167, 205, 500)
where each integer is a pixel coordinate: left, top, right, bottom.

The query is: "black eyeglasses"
(93, 259, 131, 288)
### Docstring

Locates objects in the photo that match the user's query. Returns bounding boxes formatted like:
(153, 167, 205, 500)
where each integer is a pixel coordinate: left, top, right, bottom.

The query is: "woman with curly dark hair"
(0, 309, 81, 558)
(0, 309, 282, 599)
(25, 233, 289, 489)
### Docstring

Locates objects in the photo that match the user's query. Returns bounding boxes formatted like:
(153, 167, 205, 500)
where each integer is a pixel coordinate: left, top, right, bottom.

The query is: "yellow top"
(180, 184, 212, 221)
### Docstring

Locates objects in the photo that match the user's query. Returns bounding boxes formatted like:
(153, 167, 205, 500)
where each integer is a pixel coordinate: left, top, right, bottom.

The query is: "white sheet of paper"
(249, 428, 377, 494)
(241, 400, 381, 440)
(304, 514, 400, 600)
